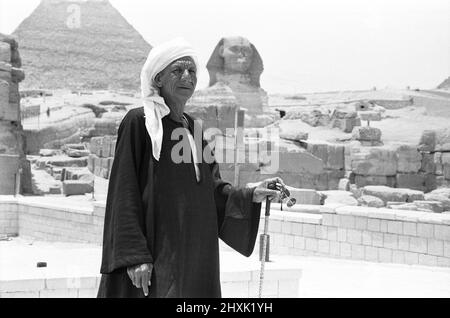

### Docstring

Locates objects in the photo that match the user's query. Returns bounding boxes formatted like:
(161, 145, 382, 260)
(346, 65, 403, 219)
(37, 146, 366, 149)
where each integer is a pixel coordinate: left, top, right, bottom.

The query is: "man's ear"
(154, 73, 163, 88)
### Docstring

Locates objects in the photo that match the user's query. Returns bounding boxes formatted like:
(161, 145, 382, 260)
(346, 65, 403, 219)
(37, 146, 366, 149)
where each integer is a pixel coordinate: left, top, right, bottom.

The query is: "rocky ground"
(24, 88, 450, 213)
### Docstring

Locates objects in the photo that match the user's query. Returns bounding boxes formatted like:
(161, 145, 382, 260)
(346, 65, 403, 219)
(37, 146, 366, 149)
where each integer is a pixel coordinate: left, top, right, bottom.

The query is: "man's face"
(156, 56, 197, 105)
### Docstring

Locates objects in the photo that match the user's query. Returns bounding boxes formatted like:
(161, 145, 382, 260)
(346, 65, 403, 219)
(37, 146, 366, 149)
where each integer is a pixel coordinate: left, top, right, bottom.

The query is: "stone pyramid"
(13, 0, 152, 90)
(437, 77, 450, 90)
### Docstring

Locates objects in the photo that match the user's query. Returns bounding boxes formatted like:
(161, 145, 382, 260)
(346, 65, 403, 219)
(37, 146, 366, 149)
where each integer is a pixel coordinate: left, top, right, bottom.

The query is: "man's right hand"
(127, 263, 153, 297)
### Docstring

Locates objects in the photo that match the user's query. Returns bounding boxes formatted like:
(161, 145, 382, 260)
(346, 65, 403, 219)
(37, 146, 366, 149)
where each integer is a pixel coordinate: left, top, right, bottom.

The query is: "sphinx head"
(207, 36, 264, 87)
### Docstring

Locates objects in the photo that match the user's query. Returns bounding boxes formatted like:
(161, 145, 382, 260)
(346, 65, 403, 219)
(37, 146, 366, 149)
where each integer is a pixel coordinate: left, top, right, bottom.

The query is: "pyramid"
(13, 0, 152, 90)
(437, 77, 450, 90)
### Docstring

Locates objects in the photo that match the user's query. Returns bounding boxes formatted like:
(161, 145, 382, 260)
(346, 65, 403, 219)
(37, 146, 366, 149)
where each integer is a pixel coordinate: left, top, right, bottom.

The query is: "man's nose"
(181, 69, 190, 80)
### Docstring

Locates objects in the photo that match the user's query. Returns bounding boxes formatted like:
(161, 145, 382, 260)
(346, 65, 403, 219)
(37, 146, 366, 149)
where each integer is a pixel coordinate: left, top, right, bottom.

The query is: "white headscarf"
(140, 38, 200, 161)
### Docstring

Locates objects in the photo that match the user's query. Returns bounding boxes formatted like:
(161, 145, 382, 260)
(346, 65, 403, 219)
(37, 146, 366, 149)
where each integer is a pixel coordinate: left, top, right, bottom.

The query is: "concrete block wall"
(0, 270, 301, 298)
(256, 204, 450, 268)
(0, 197, 18, 235)
(0, 196, 104, 244)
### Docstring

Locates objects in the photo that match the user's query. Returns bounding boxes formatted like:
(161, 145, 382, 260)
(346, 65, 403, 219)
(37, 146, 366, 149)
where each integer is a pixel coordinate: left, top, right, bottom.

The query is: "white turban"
(140, 38, 200, 161)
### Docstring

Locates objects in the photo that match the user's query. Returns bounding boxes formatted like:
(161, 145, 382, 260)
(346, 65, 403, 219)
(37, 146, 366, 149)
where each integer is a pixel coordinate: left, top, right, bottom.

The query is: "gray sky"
(0, 0, 449, 94)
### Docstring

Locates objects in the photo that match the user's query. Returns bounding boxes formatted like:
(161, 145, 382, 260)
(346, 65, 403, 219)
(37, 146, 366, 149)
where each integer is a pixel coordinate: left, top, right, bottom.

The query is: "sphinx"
(187, 36, 278, 129)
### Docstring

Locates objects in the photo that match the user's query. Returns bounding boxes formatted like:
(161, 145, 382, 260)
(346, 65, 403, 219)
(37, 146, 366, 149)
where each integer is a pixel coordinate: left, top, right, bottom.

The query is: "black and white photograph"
(0, 0, 449, 301)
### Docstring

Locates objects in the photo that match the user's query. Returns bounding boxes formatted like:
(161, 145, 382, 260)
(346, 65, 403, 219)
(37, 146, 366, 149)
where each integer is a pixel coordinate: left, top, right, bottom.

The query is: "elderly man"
(97, 38, 284, 298)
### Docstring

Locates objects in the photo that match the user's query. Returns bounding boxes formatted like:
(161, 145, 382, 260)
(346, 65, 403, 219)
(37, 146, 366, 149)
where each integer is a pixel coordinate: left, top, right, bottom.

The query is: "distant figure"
(46, 107, 50, 117)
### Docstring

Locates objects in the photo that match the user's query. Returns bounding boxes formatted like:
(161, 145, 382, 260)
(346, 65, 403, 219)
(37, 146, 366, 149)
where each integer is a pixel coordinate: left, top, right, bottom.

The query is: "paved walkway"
(1, 238, 449, 297)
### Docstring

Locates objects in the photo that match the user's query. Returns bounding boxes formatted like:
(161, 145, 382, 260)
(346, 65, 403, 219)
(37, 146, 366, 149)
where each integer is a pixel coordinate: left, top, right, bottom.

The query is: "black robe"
(97, 107, 262, 298)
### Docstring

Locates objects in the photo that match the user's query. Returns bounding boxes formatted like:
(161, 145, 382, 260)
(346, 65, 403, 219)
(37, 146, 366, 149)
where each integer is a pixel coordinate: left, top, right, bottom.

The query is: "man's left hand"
(251, 177, 286, 203)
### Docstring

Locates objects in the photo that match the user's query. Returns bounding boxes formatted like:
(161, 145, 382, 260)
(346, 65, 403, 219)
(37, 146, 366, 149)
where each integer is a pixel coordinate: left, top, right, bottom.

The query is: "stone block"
(359, 111, 382, 122)
(361, 186, 424, 204)
(434, 225, 450, 241)
(418, 130, 436, 152)
(417, 223, 434, 238)
(414, 201, 444, 213)
(378, 248, 393, 262)
(383, 233, 398, 249)
(365, 246, 378, 261)
(285, 187, 322, 205)
(62, 181, 93, 196)
(395, 144, 422, 173)
(0, 42, 11, 62)
(340, 242, 351, 257)
(424, 193, 450, 211)
(338, 178, 350, 191)
(420, 153, 436, 174)
(352, 126, 381, 142)
(367, 219, 381, 232)
(350, 147, 397, 176)
(398, 235, 409, 250)
(427, 239, 444, 256)
(409, 237, 427, 253)
(387, 221, 403, 234)
(347, 229, 362, 244)
(306, 141, 345, 170)
(354, 175, 396, 188)
(435, 128, 450, 152)
(418, 254, 438, 266)
(67, 149, 90, 158)
(305, 238, 318, 251)
(403, 222, 417, 236)
(357, 195, 385, 208)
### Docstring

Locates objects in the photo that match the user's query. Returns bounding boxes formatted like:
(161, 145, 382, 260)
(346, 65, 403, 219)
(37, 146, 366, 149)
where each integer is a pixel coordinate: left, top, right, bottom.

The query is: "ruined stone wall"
(0, 33, 31, 194)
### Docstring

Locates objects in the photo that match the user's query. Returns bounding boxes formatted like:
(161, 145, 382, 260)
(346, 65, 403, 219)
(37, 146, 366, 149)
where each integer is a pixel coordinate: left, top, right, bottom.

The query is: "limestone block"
(338, 178, 350, 191)
(306, 141, 345, 170)
(67, 149, 90, 158)
(0, 61, 11, 72)
(434, 152, 443, 175)
(62, 180, 93, 196)
(11, 67, 24, 83)
(0, 42, 11, 62)
(395, 144, 421, 173)
(396, 173, 426, 192)
(435, 128, 450, 152)
(281, 187, 322, 205)
(425, 191, 450, 211)
(350, 146, 397, 176)
(0, 79, 9, 111)
(361, 185, 425, 204)
(420, 153, 436, 174)
(320, 190, 358, 206)
(354, 174, 396, 188)
(39, 149, 58, 157)
(10, 49, 21, 68)
(352, 126, 381, 142)
(414, 201, 444, 213)
(8, 82, 19, 104)
(390, 203, 418, 211)
(418, 130, 436, 152)
(443, 153, 450, 179)
(357, 195, 385, 208)
(331, 117, 361, 133)
(280, 131, 309, 142)
(358, 111, 381, 122)
(0, 154, 19, 195)
(260, 148, 324, 175)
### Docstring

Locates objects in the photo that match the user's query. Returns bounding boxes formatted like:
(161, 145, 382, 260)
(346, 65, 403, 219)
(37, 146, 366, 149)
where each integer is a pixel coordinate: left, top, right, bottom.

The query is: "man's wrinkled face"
(155, 56, 197, 104)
